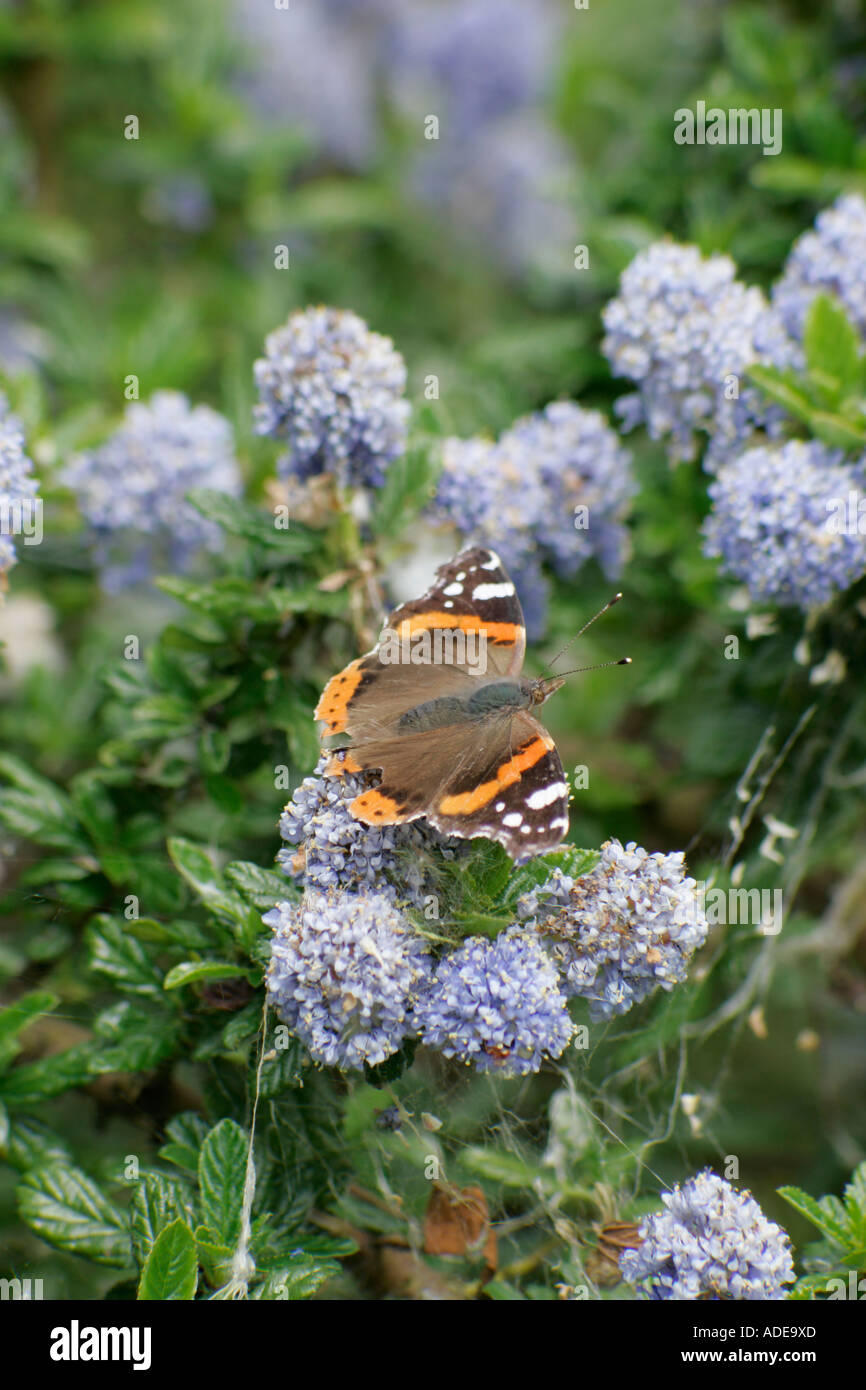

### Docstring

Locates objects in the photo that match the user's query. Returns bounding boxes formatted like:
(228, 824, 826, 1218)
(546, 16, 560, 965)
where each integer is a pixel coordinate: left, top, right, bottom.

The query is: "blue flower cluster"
(277, 754, 440, 906)
(702, 441, 866, 610)
(389, 1, 571, 279)
(265, 889, 432, 1069)
(773, 192, 866, 340)
(602, 240, 790, 468)
(234, 0, 571, 281)
(517, 839, 707, 1019)
(433, 401, 633, 638)
(269, 761, 706, 1071)
(271, 756, 577, 1074)
(253, 307, 410, 490)
(64, 390, 241, 592)
(414, 928, 574, 1074)
(0, 394, 39, 582)
(620, 1170, 795, 1300)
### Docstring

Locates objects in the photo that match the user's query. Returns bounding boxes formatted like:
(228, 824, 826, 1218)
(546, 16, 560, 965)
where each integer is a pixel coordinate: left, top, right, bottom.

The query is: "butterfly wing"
(314, 546, 525, 741)
(314, 545, 568, 858)
(343, 708, 569, 860)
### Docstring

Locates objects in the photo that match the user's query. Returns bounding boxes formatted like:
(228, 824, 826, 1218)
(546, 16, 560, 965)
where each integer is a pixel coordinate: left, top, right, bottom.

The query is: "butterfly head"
(530, 675, 565, 705)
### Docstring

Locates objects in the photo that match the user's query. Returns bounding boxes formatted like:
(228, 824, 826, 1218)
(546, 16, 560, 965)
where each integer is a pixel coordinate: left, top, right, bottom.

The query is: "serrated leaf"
(0, 753, 83, 851)
(138, 1218, 198, 1300)
(0, 1043, 97, 1103)
(250, 1254, 340, 1300)
(778, 1185, 851, 1245)
(17, 1164, 131, 1267)
(158, 1113, 210, 1176)
(86, 916, 164, 997)
(91, 1000, 181, 1072)
(1, 1116, 72, 1171)
(258, 1036, 305, 1095)
(843, 1161, 866, 1229)
(131, 1174, 199, 1266)
(198, 1119, 248, 1248)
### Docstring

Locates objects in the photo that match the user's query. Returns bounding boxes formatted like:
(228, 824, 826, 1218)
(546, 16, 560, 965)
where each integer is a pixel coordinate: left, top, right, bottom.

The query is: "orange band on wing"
(314, 658, 364, 734)
(395, 612, 521, 646)
(350, 788, 406, 824)
(438, 736, 552, 815)
(324, 752, 363, 777)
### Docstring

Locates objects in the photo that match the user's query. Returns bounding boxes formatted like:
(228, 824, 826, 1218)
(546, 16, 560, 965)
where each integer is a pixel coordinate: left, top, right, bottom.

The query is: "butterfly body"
(314, 547, 570, 859)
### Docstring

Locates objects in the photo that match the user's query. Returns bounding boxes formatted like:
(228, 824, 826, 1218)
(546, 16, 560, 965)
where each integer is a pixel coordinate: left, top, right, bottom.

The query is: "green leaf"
(199, 727, 230, 774)
(746, 364, 814, 422)
(250, 1253, 340, 1300)
(187, 489, 316, 555)
(163, 960, 258, 990)
(86, 916, 164, 997)
(167, 837, 225, 911)
(0, 1043, 97, 1103)
(198, 1119, 248, 1248)
(69, 772, 118, 848)
(0, 990, 60, 1070)
(461, 1146, 550, 1189)
(804, 409, 866, 450)
(778, 1185, 851, 1246)
(138, 1218, 198, 1300)
(0, 753, 83, 851)
(802, 294, 861, 394)
(258, 1036, 305, 1095)
(843, 1161, 866, 1243)
(1, 1116, 72, 1171)
(131, 1175, 199, 1266)
(17, 1164, 131, 1267)
(91, 1000, 181, 1072)
(158, 1113, 210, 1177)
(225, 860, 287, 909)
(370, 442, 437, 536)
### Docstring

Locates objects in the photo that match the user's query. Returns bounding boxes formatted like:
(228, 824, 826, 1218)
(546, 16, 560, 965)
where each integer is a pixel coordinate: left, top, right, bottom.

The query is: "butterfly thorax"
(396, 676, 563, 733)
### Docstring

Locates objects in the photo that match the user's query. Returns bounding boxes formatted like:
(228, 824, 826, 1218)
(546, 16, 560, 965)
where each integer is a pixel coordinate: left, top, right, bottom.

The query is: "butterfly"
(314, 546, 571, 860)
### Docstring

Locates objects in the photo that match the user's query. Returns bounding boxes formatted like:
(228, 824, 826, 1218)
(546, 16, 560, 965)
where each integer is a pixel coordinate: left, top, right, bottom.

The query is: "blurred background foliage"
(0, 0, 865, 1299)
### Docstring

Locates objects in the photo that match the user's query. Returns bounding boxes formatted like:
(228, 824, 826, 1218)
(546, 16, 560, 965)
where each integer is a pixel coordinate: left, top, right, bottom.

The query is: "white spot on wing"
(443, 582, 463, 596)
(527, 782, 567, 809)
(502, 812, 522, 827)
(481, 552, 501, 570)
(472, 581, 514, 601)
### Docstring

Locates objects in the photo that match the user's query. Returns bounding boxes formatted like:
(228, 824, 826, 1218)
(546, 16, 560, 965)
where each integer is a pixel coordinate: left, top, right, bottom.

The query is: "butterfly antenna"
(542, 592, 624, 677)
(553, 656, 632, 679)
